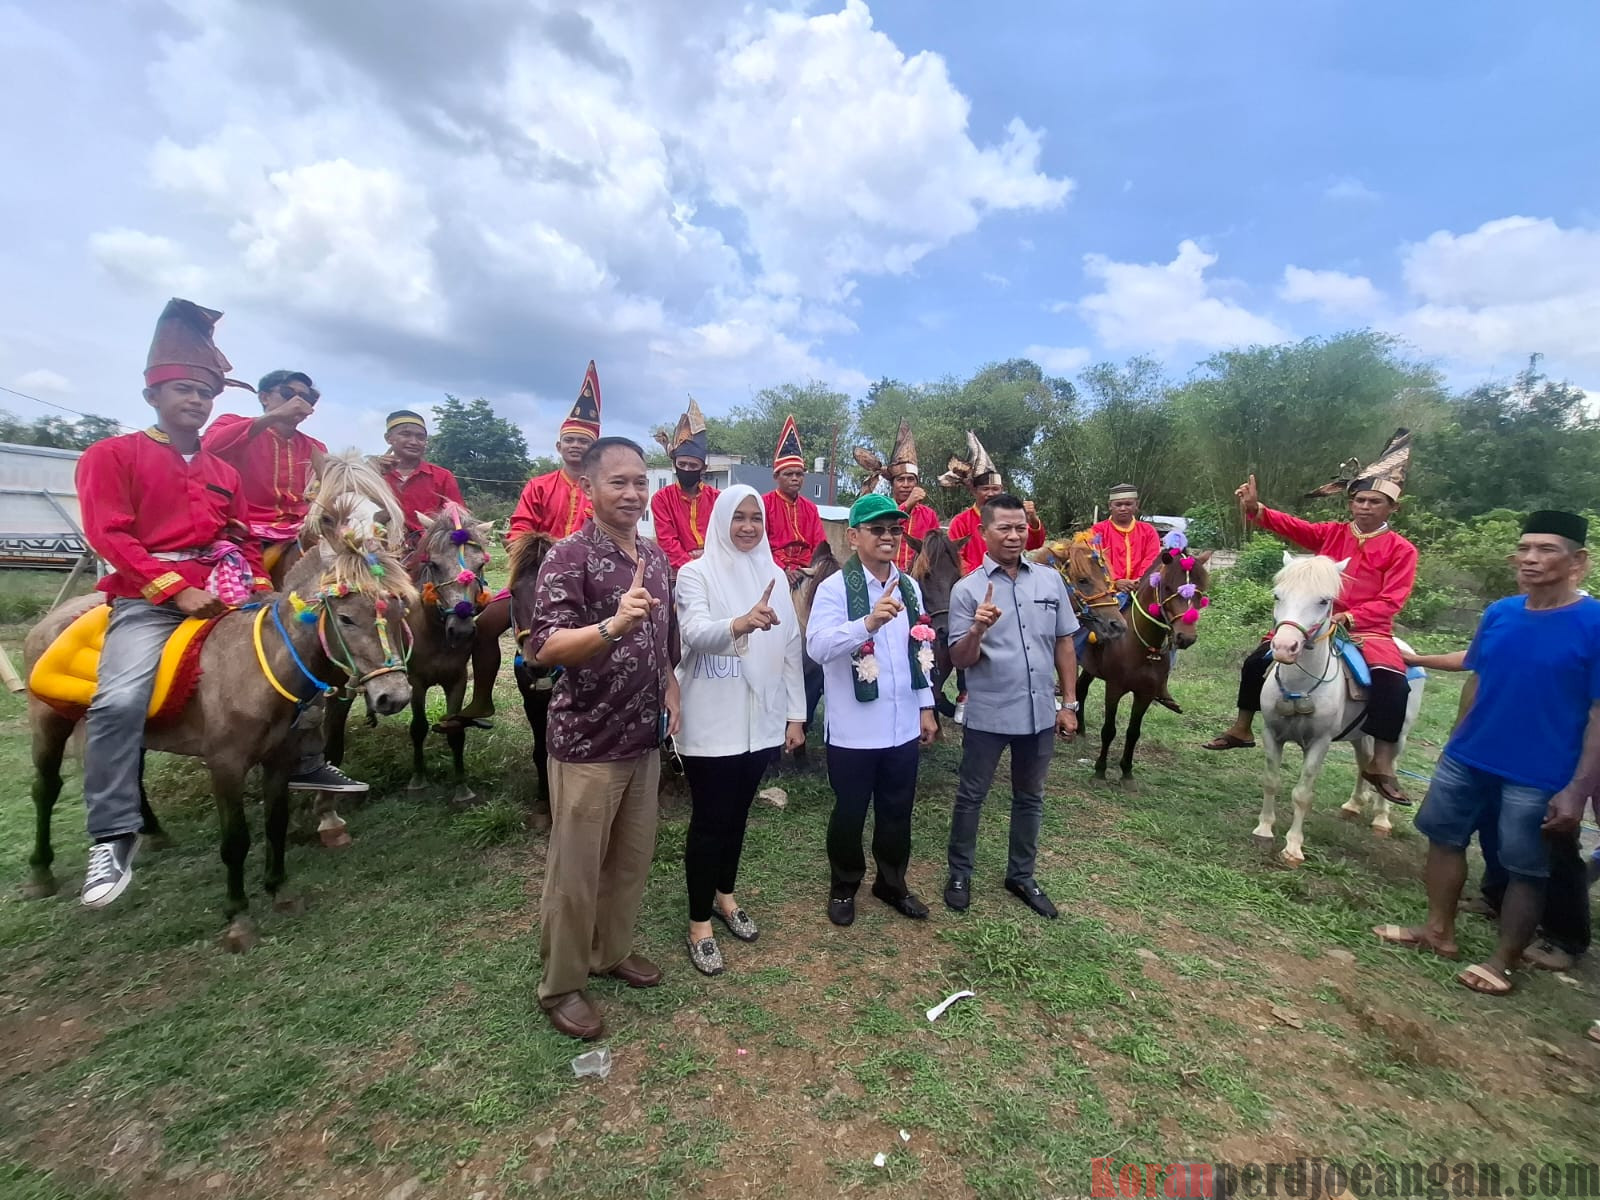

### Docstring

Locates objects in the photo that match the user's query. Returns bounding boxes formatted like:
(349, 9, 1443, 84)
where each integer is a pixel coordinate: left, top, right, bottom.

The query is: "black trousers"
(682, 750, 774, 922)
(1237, 642, 1409, 741)
(1481, 829, 1592, 957)
(825, 739, 919, 899)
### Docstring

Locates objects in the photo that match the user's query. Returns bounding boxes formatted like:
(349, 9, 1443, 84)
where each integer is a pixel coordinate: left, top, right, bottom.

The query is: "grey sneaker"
(289, 763, 369, 793)
(688, 936, 725, 976)
(713, 906, 759, 943)
(82, 834, 139, 909)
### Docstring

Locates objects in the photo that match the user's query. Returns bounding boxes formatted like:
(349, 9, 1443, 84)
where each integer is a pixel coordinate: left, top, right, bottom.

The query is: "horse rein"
(1268, 615, 1339, 698)
(254, 587, 413, 708)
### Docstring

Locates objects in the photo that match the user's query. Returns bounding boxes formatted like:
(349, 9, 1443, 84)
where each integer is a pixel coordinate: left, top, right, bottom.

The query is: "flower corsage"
(853, 639, 879, 684)
(909, 614, 937, 677)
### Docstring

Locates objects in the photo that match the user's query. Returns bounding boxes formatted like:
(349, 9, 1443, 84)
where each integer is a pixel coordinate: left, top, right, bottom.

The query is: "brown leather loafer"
(599, 954, 663, 988)
(544, 990, 604, 1040)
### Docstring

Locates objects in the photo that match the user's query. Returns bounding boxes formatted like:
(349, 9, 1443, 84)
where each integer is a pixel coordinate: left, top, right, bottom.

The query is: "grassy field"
(1, 573, 1597, 1200)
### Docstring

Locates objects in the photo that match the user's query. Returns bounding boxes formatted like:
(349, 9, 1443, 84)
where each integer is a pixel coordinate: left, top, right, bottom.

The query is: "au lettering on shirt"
(693, 654, 742, 680)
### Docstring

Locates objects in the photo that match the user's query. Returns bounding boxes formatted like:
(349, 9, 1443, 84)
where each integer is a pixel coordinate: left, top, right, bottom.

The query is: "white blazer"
(673, 564, 806, 758)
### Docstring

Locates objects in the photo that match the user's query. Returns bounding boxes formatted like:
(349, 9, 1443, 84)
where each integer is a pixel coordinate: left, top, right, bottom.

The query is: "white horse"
(1251, 553, 1425, 865)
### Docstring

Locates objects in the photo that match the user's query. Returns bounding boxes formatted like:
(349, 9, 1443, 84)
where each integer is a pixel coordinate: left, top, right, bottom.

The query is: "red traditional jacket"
(1250, 506, 1418, 672)
(651, 482, 720, 570)
(1090, 518, 1162, 584)
(201, 413, 325, 537)
(381, 460, 464, 538)
(763, 489, 825, 571)
(894, 502, 942, 572)
(78, 428, 268, 603)
(947, 505, 1047, 575)
(509, 469, 591, 541)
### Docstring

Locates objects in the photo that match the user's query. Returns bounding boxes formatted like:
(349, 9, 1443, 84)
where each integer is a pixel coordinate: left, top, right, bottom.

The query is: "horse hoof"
(1119, 776, 1138, 793)
(1250, 834, 1275, 851)
(1338, 805, 1362, 822)
(1279, 851, 1305, 868)
(1371, 826, 1392, 839)
(220, 918, 259, 954)
(273, 895, 306, 915)
(140, 831, 176, 851)
(452, 787, 477, 806)
(319, 826, 352, 849)
(1092, 770, 1108, 782)
(529, 806, 553, 835)
(21, 874, 59, 900)
(406, 776, 428, 793)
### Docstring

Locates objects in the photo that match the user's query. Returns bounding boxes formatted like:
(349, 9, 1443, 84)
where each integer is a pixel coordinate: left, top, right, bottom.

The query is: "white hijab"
(681, 484, 795, 712)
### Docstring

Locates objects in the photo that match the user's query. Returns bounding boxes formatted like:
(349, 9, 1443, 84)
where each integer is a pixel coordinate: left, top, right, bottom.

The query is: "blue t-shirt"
(1448, 594, 1600, 793)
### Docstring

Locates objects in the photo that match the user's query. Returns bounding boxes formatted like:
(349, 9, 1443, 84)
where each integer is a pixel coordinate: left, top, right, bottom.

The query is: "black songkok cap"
(1522, 510, 1587, 547)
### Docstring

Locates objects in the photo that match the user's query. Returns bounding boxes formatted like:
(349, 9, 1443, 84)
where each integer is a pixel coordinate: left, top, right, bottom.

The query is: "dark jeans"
(803, 658, 824, 733)
(825, 739, 919, 899)
(1481, 823, 1592, 956)
(1237, 642, 1408, 741)
(947, 727, 1054, 885)
(682, 750, 773, 922)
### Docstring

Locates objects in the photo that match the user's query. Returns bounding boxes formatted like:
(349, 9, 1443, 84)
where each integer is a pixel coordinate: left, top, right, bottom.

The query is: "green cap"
(849, 493, 910, 527)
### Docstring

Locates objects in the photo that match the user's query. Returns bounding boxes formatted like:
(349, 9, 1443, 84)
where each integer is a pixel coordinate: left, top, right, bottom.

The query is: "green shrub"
(1232, 536, 1288, 584)
(1399, 581, 1464, 628)
(1209, 572, 1275, 628)
(1182, 501, 1224, 550)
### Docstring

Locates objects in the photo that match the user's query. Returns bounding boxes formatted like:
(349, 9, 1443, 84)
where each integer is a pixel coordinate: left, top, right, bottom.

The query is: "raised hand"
(173, 586, 225, 619)
(972, 582, 1002, 631)
(1023, 499, 1038, 523)
(1235, 474, 1261, 517)
(735, 579, 781, 636)
(611, 555, 658, 635)
(864, 591, 904, 634)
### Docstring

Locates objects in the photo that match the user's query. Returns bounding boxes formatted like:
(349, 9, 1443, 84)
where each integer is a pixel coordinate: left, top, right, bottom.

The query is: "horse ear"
(413, 511, 429, 532)
(474, 521, 494, 543)
(1333, 557, 1351, 573)
(952, 534, 972, 552)
(1195, 549, 1214, 565)
(904, 532, 923, 554)
(1282, 551, 1295, 568)
(1160, 549, 1172, 564)
(375, 507, 392, 530)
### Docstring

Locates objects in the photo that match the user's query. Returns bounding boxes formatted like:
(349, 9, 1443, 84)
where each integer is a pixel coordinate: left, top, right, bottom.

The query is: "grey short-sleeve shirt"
(949, 554, 1079, 736)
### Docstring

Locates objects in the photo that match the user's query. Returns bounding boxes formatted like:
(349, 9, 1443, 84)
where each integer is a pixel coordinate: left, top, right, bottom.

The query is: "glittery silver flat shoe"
(688, 936, 725, 976)
(713, 906, 759, 943)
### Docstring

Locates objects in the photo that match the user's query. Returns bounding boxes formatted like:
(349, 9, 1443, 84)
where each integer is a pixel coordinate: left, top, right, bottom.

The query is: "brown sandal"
(1362, 771, 1413, 806)
(1202, 733, 1256, 751)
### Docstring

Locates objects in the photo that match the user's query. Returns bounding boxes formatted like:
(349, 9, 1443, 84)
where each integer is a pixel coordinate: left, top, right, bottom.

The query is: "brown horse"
(23, 499, 415, 947)
(906, 529, 968, 720)
(325, 502, 493, 805)
(1078, 543, 1213, 787)
(1029, 534, 1127, 647)
(506, 531, 559, 816)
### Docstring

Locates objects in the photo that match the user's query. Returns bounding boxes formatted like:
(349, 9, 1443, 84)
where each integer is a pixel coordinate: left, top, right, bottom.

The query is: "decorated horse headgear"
(417, 506, 493, 619)
(1137, 531, 1211, 646)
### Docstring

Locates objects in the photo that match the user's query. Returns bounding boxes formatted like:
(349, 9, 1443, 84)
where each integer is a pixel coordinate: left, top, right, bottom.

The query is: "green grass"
(2, 574, 1598, 1198)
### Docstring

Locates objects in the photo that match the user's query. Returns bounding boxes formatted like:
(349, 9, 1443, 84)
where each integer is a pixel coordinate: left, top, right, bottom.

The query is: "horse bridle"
(1131, 565, 1211, 657)
(256, 584, 414, 709)
(410, 512, 492, 623)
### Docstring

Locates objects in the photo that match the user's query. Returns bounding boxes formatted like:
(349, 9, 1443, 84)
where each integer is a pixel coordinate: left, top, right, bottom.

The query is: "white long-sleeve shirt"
(805, 565, 934, 750)
(673, 561, 806, 758)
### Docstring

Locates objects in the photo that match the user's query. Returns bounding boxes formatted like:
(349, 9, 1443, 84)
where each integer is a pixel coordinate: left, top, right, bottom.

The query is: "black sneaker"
(944, 876, 971, 912)
(81, 834, 139, 909)
(288, 763, 370, 794)
(828, 895, 856, 927)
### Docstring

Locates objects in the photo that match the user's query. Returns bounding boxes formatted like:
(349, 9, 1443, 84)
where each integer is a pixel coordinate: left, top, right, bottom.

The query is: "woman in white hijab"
(674, 484, 806, 975)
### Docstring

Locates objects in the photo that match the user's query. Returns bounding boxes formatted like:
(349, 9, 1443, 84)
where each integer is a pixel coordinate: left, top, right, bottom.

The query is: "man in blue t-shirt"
(1375, 510, 1600, 996)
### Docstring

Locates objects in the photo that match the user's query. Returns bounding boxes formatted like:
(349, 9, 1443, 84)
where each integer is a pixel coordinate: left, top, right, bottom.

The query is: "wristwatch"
(597, 618, 619, 644)
(1060, 700, 1080, 712)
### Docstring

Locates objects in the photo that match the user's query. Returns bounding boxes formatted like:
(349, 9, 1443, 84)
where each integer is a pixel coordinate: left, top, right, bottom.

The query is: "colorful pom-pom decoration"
(1198, 595, 1211, 609)
(369, 564, 385, 578)
(450, 528, 472, 545)
(1179, 608, 1201, 625)
(1148, 602, 1163, 616)
(453, 600, 476, 618)
(456, 569, 476, 585)
(1178, 582, 1197, 599)
(1148, 571, 1162, 588)
(1180, 555, 1196, 571)
(1162, 530, 1189, 551)
(422, 582, 440, 605)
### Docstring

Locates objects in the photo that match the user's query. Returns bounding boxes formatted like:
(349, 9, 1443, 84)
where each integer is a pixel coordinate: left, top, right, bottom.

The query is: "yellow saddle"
(29, 604, 214, 720)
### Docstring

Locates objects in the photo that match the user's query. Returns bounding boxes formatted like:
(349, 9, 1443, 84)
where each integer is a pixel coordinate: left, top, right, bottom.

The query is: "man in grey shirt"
(945, 494, 1080, 917)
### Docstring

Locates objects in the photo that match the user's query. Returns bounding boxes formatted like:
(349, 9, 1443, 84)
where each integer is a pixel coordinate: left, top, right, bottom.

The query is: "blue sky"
(1, 0, 1596, 459)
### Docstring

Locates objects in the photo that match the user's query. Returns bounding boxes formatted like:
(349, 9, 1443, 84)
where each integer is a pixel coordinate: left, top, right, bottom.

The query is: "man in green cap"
(805, 493, 940, 927)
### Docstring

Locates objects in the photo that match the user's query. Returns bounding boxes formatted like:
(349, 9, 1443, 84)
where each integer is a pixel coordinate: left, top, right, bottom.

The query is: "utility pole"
(828, 424, 839, 505)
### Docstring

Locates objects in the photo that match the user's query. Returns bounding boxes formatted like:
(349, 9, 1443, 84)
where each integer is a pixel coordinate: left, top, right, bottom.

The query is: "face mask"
(676, 468, 703, 489)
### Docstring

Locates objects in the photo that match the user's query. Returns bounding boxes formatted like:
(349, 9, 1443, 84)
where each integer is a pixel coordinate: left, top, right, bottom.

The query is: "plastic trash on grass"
(571, 1048, 612, 1078)
(925, 990, 975, 1022)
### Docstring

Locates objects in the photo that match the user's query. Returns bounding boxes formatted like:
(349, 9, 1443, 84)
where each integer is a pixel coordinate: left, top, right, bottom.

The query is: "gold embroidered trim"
(143, 571, 185, 601)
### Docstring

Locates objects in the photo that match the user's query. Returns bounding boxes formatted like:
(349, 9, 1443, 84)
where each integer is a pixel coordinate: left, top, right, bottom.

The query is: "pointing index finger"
(760, 579, 775, 605)
(631, 554, 647, 590)
(983, 583, 994, 604)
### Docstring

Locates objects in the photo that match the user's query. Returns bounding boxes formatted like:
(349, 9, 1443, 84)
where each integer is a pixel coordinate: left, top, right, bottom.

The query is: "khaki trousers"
(538, 752, 661, 1005)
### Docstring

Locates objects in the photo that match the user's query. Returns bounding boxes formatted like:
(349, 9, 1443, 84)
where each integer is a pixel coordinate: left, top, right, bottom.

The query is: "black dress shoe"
(871, 881, 929, 919)
(1005, 878, 1058, 919)
(944, 876, 971, 912)
(828, 895, 856, 927)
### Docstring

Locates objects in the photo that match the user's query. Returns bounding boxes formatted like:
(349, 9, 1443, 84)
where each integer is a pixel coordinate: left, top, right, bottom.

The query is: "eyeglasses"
(279, 385, 320, 406)
(860, 525, 906, 539)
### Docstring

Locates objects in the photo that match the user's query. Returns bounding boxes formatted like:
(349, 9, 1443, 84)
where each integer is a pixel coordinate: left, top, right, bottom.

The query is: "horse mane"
(1274, 554, 1342, 597)
(508, 531, 557, 589)
(908, 529, 952, 581)
(309, 451, 404, 552)
(315, 493, 418, 603)
(417, 501, 486, 559)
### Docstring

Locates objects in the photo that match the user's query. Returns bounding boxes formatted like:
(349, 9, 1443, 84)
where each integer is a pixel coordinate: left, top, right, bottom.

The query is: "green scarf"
(843, 554, 928, 702)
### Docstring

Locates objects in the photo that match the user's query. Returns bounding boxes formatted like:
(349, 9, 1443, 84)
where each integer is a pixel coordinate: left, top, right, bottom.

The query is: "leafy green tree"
(1410, 356, 1600, 520)
(705, 381, 853, 469)
(0, 410, 125, 449)
(426, 396, 533, 501)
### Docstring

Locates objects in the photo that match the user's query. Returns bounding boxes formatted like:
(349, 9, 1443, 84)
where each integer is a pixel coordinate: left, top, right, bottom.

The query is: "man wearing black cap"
(1376, 511, 1600, 997)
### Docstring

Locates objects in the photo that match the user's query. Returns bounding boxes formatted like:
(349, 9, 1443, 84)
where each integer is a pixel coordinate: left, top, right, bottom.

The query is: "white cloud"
(65, 0, 1071, 446)
(1076, 240, 1288, 352)
(14, 368, 72, 396)
(982, 272, 1010, 288)
(1023, 344, 1091, 374)
(1392, 216, 1600, 372)
(1324, 176, 1378, 203)
(1279, 266, 1383, 315)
